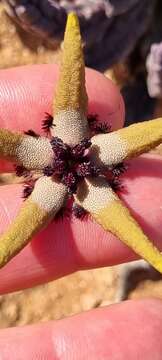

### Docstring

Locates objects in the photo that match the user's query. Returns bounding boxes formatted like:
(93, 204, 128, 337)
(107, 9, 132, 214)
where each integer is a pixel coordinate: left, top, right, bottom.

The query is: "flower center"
(15, 114, 127, 215)
(43, 137, 101, 194)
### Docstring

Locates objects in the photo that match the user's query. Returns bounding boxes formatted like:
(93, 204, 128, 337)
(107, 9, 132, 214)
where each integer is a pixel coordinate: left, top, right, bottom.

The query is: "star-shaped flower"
(1, 13, 162, 273)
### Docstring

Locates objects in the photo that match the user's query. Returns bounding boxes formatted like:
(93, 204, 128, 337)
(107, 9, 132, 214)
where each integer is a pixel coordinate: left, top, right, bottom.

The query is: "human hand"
(0, 65, 162, 359)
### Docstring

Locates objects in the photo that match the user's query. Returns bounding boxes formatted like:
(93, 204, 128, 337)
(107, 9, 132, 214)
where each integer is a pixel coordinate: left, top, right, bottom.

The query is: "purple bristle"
(77, 162, 101, 177)
(43, 165, 54, 176)
(94, 122, 111, 134)
(112, 162, 127, 177)
(24, 129, 39, 138)
(71, 138, 91, 159)
(72, 203, 87, 219)
(53, 158, 66, 175)
(109, 178, 122, 192)
(51, 137, 69, 159)
(87, 114, 111, 134)
(87, 114, 98, 131)
(62, 171, 78, 194)
(23, 184, 34, 199)
(15, 165, 30, 178)
(90, 165, 101, 176)
(76, 161, 92, 177)
(42, 112, 54, 133)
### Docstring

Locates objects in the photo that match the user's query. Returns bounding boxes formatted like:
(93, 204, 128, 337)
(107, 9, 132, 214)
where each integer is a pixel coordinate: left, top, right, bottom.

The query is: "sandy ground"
(1, 3, 162, 329)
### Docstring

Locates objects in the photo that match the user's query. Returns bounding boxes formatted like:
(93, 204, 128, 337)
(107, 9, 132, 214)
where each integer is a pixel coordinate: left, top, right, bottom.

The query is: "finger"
(0, 154, 162, 293)
(0, 65, 124, 172)
(0, 299, 162, 359)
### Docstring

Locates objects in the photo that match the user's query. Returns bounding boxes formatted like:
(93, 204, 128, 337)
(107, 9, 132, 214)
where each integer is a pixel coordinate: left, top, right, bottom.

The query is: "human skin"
(0, 65, 162, 359)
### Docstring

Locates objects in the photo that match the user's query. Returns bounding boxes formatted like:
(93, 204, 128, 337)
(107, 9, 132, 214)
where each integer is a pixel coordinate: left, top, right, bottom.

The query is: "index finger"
(0, 64, 124, 131)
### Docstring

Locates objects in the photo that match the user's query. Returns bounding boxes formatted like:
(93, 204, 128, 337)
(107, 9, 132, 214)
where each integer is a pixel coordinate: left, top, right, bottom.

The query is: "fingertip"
(0, 65, 125, 133)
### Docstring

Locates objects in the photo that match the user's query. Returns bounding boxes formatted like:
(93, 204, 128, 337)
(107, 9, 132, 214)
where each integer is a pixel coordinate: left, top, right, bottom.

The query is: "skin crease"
(0, 65, 162, 359)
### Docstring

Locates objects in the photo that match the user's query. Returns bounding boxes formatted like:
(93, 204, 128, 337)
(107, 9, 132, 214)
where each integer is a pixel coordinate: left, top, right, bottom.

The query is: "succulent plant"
(1, 13, 162, 274)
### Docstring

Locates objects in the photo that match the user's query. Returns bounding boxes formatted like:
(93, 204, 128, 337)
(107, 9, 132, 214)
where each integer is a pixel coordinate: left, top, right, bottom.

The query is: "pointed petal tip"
(53, 10, 88, 132)
(76, 178, 162, 274)
(96, 199, 162, 274)
(0, 178, 68, 269)
(66, 12, 79, 31)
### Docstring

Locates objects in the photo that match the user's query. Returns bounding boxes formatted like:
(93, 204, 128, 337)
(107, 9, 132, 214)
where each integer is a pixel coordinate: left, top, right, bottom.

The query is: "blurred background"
(0, 0, 162, 329)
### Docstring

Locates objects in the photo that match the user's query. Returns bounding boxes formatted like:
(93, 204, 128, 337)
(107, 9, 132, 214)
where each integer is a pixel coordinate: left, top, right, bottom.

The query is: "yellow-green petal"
(91, 118, 162, 166)
(76, 178, 162, 273)
(52, 13, 89, 145)
(0, 129, 53, 170)
(0, 177, 67, 268)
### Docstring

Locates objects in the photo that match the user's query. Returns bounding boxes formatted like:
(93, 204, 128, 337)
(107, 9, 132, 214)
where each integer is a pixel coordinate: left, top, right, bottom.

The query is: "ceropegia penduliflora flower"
(1, 13, 162, 272)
